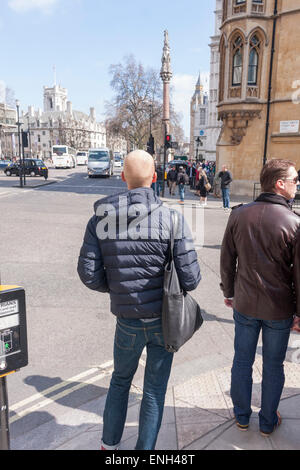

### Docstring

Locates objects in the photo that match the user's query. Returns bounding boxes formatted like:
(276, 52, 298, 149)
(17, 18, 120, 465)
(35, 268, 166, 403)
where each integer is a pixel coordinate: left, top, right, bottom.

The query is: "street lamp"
(15, 100, 23, 188)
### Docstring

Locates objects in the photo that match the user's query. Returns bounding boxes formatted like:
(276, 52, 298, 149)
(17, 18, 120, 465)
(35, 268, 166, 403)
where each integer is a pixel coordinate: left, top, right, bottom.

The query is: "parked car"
(5, 159, 48, 179)
(0, 159, 12, 172)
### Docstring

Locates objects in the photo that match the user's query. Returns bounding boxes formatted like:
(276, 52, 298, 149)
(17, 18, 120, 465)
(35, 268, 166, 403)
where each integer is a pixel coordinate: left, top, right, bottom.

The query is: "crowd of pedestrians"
(77, 150, 300, 451)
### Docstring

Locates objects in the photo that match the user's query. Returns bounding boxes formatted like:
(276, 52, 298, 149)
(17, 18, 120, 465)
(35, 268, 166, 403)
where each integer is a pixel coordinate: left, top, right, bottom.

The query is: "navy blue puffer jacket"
(77, 187, 201, 319)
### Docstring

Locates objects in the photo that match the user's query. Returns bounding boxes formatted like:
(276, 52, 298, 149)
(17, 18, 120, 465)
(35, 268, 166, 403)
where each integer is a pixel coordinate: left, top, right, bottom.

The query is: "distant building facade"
(217, 0, 300, 195)
(206, 0, 223, 161)
(21, 84, 106, 159)
(0, 103, 17, 158)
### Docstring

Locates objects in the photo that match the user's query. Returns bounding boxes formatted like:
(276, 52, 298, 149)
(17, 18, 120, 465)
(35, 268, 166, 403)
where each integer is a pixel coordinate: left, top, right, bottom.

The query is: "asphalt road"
(0, 165, 256, 448)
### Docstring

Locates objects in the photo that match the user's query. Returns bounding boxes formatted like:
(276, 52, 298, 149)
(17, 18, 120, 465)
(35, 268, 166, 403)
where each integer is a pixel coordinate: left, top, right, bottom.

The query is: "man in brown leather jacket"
(220, 159, 300, 437)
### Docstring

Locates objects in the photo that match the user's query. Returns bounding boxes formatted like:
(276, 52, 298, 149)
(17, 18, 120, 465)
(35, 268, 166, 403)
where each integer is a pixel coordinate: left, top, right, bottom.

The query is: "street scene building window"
(247, 33, 263, 98)
(248, 35, 260, 85)
(232, 36, 243, 86)
(252, 0, 264, 14)
(200, 108, 206, 125)
(233, 0, 247, 14)
(222, 0, 228, 21)
(219, 35, 226, 101)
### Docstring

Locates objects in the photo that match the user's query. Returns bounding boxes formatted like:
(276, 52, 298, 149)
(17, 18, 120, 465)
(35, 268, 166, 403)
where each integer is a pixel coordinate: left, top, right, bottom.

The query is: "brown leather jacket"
(220, 193, 300, 320)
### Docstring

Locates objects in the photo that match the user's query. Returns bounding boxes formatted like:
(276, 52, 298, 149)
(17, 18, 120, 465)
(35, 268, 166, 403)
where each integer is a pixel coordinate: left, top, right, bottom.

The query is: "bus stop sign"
(0, 286, 28, 375)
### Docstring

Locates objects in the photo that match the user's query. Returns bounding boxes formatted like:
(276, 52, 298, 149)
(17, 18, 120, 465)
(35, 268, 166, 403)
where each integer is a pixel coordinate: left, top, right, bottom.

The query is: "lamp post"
(15, 100, 23, 188)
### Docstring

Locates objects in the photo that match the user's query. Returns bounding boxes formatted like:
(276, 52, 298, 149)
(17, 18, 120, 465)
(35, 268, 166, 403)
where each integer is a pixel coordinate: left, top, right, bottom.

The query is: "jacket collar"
(255, 192, 292, 209)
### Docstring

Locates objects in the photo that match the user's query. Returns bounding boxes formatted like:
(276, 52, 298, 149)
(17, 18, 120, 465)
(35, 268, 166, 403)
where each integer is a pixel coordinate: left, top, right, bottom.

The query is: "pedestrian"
(176, 166, 189, 204)
(167, 165, 177, 196)
(195, 163, 201, 196)
(77, 150, 201, 450)
(198, 168, 209, 206)
(156, 164, 164, 197)
(218, 165, 233, 211)
(220, 159, 300, 437)
(189, 163, 196, 190)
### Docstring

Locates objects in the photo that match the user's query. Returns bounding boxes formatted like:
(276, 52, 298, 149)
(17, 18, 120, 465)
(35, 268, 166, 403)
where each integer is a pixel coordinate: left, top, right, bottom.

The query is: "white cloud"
(172, 72, 209, 139)
(8, 0, 58, 13)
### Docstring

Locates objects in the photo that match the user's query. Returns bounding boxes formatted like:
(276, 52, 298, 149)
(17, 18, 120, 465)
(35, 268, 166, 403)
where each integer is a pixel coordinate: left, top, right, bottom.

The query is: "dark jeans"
(231, 310, 293, 433)
(156, 181, 163, 196)
(102, 318, 174, 450)
(222, 188, 230, 208)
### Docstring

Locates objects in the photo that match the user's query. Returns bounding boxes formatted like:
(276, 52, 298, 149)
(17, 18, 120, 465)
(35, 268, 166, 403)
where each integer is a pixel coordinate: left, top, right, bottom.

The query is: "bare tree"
(106, 55, 184, 152)
(57, 118, 90, 149)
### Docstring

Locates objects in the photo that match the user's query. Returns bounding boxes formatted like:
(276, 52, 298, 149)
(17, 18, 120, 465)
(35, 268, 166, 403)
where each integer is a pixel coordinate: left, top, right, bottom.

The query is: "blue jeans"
(231, 310, 293, 433)
(178, 183, 185, 202)
(222, 188, 230, 208)
(102, 318, 174, 450)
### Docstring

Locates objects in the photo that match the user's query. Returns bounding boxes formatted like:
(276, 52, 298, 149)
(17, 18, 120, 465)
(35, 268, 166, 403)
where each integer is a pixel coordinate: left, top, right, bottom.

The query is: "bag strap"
(170, 210, 179, 260)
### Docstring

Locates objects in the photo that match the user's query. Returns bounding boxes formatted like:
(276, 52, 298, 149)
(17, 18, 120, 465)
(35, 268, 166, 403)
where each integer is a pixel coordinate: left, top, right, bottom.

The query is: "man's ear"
(121, 171, 126, 183)
(152, 172, 157, 183)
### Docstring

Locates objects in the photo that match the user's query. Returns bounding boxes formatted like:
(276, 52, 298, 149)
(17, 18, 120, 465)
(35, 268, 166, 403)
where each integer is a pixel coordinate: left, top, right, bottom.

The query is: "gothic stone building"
(217, 0, 300, 195)
(21, 84, 106, 159)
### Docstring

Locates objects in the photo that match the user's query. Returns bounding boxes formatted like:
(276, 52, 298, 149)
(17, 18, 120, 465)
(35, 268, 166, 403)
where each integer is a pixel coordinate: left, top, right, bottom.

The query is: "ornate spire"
(196, 72, 204, 91)
(160, 30, 172, 83)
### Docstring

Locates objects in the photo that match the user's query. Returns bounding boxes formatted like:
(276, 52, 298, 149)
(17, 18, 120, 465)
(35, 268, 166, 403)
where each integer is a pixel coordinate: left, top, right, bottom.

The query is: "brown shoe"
(236, 420, 249, 431)
(260, 411, 282, 437)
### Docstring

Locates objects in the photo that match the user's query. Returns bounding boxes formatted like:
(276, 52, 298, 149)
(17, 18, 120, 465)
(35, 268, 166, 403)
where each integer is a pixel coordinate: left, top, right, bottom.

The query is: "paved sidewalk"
(10, 189, 300, 451)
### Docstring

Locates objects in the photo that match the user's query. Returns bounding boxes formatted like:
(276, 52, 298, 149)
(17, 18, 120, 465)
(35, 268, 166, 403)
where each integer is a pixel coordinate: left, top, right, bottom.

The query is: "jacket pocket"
(115, 324, 136, 350)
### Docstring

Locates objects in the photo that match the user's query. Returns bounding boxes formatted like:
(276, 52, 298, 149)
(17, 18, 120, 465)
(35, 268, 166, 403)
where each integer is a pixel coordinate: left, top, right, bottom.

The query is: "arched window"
(232, 36, 243, 86)
(248, 35, 261, 85)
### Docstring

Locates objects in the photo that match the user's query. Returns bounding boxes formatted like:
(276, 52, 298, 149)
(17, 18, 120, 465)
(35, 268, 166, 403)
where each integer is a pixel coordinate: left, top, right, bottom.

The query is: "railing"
(253, 182, 300, 207)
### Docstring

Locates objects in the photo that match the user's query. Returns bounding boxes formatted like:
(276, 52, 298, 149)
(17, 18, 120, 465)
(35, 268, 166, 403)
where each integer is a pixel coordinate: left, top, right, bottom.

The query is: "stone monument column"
(160, 30, 172, 195)
(160, 30, 172, 135)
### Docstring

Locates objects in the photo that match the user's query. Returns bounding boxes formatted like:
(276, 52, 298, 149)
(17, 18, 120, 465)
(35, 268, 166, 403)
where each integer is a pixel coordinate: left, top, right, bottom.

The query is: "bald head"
(122, 150, 156, 190)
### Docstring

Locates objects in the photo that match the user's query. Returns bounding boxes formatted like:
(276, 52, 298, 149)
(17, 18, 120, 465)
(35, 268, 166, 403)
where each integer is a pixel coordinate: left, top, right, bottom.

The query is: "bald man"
(122, 149, 157, 189)
(77, 150, 201, 450)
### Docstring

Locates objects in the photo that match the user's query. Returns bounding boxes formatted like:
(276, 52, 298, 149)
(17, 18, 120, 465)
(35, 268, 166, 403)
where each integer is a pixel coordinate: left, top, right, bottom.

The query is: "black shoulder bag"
(162, 210, 203, 353)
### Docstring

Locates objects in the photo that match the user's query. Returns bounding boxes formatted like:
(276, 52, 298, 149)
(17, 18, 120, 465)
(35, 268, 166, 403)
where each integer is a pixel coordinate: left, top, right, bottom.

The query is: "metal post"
(28, 117, 32, 158)
(16, 100, 23, 188)
(0, 376, 10, 450)
(162, 122, 167, 197)
(22, 133, 26, 186)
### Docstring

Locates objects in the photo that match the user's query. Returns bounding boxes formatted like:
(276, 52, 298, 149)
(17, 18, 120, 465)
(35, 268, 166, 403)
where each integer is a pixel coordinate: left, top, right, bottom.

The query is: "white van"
(88, 148, 114, 178)
(52, 145, 76, 169)
(76, 151, 88, 165)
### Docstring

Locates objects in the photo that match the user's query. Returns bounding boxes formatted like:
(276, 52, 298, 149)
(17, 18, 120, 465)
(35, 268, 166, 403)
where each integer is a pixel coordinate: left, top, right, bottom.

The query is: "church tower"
(43, 84, 68, 113)
(190, 73, 209, 161)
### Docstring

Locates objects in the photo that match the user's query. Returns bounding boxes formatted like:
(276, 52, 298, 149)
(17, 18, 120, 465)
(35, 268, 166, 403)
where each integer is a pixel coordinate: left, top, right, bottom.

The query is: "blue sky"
(0, 0, 215, 138)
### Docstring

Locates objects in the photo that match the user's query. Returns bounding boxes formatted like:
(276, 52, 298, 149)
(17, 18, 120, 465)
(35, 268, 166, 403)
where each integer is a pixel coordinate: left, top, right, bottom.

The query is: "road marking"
(10, 358, 146, 424)
(10, 368, 114, 424)
(10, 367, 101, 412)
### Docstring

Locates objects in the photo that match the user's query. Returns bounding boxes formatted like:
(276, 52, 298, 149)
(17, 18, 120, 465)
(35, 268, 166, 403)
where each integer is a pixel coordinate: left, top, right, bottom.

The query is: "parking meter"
(0, 286, 28, 376)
